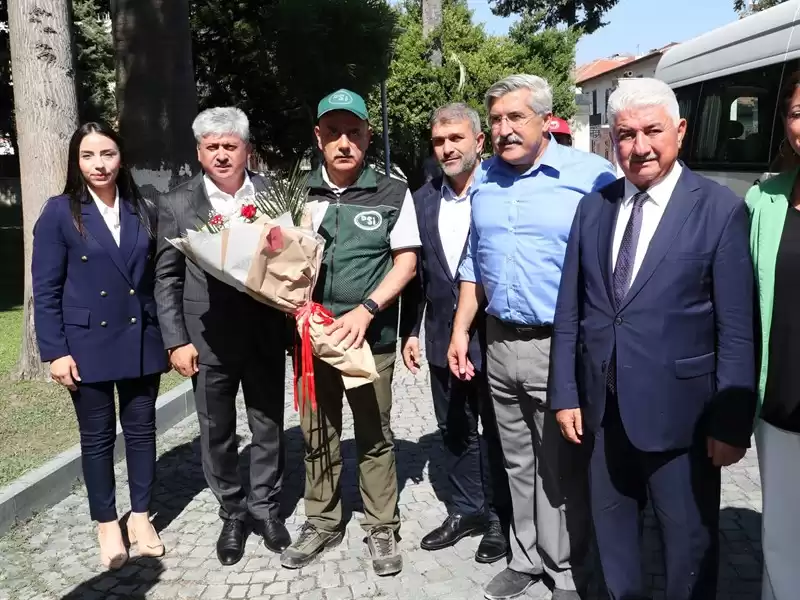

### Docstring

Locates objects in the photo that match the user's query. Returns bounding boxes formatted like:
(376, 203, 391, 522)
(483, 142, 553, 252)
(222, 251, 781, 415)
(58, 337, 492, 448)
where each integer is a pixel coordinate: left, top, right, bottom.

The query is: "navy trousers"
(429, 365, 510, 521)
(589, 392, 721, 600)
(71, 374, 160, 522)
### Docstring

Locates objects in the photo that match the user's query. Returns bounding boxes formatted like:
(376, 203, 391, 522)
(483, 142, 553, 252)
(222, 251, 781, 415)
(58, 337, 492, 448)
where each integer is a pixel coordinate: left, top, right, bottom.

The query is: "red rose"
(209, 214, 225, 227)
(240, 204, 257, 220)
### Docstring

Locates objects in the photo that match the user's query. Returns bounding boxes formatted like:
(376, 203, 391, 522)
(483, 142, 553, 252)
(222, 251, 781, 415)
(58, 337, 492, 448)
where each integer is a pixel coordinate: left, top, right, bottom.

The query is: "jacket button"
(130, 317, 137, 324)
(129, 289, 135, 296)
(81, 255, 88, 262)
(614, 317, 623, 325)
(100, 291, 107, 297)
(100, 321, 108, 327)
(601, 360, 607, 372)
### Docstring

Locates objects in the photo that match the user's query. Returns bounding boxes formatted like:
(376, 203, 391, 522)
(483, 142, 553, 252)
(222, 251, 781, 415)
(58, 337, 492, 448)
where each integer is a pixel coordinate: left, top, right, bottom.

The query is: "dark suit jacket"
(549, 166, 757, 452)
(32, 194, 168, 383)
(154, 171, 285, 366)
(400, 176, 485, 371)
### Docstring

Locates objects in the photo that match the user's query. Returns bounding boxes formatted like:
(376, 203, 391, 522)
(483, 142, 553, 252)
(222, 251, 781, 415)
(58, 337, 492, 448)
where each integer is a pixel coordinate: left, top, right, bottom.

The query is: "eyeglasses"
(488, 112, 537, 129)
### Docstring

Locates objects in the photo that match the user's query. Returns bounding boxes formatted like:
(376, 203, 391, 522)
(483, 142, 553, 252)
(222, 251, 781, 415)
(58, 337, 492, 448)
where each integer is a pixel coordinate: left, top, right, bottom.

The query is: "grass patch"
(0, 305, 187, 488)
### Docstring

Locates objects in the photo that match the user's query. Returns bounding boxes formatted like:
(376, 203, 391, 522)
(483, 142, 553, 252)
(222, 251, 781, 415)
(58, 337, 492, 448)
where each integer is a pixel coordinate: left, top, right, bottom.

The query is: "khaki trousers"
(298, 351, 400, 533)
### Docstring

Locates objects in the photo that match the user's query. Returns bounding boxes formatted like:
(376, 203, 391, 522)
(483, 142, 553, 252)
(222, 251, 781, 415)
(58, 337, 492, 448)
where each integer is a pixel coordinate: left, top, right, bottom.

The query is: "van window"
(684, 62, 784, 171)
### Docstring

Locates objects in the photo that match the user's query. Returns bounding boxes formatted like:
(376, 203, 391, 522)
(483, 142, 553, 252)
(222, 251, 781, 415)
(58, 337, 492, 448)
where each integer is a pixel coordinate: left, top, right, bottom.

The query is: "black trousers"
(429, 365, 510, 521)
(589, 392, 721, 600)
(71, 374, 160, 522)
(193, 351, 286, 522)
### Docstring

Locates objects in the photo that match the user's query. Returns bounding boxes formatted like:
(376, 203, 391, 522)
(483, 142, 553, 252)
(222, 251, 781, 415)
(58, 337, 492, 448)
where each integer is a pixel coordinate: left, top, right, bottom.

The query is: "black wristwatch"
(361, 298, 379, 315)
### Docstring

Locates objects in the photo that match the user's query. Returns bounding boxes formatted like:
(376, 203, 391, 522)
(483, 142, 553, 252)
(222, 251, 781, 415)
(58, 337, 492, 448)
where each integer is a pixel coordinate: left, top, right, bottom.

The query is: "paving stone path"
(0, 351, 763, 600)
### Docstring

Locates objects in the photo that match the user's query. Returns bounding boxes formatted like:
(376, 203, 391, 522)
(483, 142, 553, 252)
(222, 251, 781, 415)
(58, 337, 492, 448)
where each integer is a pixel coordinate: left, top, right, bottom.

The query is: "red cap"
(548, 117, 571, 135)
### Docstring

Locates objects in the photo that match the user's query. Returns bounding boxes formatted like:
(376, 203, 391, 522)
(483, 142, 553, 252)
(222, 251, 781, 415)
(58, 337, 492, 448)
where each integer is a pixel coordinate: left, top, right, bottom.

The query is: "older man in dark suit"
(550, 78, 756, 599)
(154, 107, 290, 566)
(400, 103, 510, 565)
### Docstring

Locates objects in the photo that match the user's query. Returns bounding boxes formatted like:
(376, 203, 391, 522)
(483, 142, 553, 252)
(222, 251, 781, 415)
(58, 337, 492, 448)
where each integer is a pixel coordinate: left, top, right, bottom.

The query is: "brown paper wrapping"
(242, 223, 323, 313)
(301, 314, 379, 389)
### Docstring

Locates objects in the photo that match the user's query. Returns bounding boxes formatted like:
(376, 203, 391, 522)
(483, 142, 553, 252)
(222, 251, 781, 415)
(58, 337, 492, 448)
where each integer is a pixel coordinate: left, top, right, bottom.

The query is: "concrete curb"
(0, 380, 195, 536)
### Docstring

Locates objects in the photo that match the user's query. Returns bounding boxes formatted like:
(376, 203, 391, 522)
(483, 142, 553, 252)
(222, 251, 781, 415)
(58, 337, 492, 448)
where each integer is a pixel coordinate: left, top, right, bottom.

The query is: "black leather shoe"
(255, 518, 291, 553)
(475, 521, 507, 564)
(420, 513, 487, 551)
(216, 519, 247, 566)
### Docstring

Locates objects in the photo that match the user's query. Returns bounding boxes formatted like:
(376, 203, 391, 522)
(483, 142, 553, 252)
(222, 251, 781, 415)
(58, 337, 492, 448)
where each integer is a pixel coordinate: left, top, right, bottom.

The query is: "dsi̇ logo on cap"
(548, 120, 560, 130)
(354, 210, 382, 231)
(329, 91, 353, 105)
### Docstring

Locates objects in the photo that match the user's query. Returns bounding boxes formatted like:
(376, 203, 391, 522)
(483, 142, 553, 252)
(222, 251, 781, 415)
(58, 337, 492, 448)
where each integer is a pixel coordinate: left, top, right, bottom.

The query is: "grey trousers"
(486, 316, 591, 592)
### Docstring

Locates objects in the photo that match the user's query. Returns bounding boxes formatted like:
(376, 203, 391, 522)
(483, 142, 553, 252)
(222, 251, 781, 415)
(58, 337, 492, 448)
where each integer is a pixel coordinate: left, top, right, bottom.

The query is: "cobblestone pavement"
(0, 353, 763, 600)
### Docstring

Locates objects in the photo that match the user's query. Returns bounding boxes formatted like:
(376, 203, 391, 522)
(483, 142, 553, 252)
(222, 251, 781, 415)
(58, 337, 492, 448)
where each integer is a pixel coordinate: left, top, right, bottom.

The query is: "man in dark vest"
(400, 102, 510, 565)
(279, 89, 420, 576)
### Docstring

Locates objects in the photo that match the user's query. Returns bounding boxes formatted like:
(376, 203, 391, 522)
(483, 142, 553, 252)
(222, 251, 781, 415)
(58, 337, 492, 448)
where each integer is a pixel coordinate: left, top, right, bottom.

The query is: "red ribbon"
(293, 302, 335, 414)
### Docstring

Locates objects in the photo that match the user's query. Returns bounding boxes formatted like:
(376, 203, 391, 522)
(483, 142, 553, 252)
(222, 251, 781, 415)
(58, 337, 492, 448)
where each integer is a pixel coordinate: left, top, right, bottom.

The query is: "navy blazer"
(549, 166, 757, 451)
(32, 194, 168, 384)
(400, 176, 485, 371)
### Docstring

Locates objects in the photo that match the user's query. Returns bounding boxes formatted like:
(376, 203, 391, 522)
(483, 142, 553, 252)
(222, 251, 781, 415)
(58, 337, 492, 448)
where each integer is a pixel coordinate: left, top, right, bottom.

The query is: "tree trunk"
(422, 0, 443, 67)
(110, 0, 198, 197)
(8, 0, 79, 380)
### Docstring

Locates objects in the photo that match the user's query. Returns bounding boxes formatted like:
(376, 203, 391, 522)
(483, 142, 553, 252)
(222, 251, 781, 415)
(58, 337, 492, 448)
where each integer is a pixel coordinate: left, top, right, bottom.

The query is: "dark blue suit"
(33, 193, 168, 522)
(550, 167, 756, 599)
(401, 176, 509, 521)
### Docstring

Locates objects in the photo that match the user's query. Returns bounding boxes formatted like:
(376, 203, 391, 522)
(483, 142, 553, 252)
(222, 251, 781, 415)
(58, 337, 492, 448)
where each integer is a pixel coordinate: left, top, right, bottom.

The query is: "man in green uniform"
(280, 89, 420, 576)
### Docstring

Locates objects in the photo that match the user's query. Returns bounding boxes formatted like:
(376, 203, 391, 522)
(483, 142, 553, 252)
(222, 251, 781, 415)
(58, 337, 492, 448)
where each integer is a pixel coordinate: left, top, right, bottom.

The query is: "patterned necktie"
(612, 191, 649, 309)
(608, 191, 649, 395)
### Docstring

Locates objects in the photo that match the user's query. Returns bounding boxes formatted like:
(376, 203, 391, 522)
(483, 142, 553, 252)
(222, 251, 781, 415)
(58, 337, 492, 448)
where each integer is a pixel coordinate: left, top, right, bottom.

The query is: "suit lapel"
(81, 197, 134, 285)
(597, 179, 624, 308)
(425, 179, 453, 281)
(188, 175, 214, 228)
(119, 197, 139, 265)
(618, 168, 702, 311)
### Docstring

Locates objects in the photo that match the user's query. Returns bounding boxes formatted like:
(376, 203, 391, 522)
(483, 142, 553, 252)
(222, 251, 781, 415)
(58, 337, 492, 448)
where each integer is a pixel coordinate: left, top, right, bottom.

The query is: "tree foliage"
(373, 0, 579, 188)
(733, 0, 789, 14)
(73, 0, 116, 124)
(0, 0, 115, 148)
(489, 0, 618, 34)
(191, 0, 399, 167)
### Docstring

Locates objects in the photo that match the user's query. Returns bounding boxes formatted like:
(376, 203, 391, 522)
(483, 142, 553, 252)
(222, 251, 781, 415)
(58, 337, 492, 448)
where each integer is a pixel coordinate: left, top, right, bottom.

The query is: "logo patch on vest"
(354, 210, 382, 231)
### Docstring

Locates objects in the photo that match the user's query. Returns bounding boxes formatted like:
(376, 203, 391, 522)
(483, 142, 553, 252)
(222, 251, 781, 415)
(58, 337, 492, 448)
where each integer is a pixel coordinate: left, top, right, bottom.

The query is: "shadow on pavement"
(59, 556, 165, 599)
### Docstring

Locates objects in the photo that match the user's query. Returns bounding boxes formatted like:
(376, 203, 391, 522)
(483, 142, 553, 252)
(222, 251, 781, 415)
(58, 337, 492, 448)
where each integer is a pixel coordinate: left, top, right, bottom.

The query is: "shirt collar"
(488, 134, 562, 178)
(623, 161, 683, 207)
(87, 185, 120, 215)
(442, 163, 481, 201)
(204, 172, 253, 199)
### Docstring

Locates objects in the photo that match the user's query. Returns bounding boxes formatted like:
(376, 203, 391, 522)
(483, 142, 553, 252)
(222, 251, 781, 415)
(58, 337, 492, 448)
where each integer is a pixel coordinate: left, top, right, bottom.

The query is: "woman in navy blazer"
(32, 122, 168, 570)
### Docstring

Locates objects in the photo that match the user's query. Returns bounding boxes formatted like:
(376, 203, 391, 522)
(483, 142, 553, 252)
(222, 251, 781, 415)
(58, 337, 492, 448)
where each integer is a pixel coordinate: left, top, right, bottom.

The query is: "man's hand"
(447, 330, 475, 381)
(401, 336, 421, 374)
(325, 305, 374, 350)
(556, 408, 584, 444)
(707, 437, 747, 467)
(51, 355, 81, 391)
(170, 343, 199, 377)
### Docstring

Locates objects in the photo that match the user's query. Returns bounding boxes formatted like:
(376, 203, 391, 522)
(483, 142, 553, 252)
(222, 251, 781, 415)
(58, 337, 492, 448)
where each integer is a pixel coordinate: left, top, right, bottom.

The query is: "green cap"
(317, 89, 369, 121)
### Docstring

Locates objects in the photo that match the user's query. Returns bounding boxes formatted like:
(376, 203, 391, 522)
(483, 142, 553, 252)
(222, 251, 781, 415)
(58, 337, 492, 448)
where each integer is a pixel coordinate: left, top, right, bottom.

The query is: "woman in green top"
(745, 70, 800, 600)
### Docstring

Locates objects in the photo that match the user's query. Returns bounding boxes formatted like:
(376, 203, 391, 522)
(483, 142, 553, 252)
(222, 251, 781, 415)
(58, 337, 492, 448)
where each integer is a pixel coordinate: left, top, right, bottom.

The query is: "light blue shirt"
(459, 138, 617, 325)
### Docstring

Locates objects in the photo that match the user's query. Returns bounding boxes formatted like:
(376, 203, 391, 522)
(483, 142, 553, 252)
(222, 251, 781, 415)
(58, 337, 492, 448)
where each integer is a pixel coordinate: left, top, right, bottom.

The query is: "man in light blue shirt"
(449, 74, 616, 600)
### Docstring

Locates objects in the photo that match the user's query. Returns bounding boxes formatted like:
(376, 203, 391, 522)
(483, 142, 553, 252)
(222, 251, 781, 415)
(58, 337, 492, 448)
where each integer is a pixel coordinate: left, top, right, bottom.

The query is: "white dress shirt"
(612, 162, 683, 283)
(88, 186, 121, 246)
(438, 179, 473, 277)
(204, 172, 255, 217)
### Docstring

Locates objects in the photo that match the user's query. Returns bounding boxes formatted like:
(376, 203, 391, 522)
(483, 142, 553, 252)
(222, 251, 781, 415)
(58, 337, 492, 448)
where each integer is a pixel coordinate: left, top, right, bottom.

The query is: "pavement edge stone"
(0, 380, 195, 535)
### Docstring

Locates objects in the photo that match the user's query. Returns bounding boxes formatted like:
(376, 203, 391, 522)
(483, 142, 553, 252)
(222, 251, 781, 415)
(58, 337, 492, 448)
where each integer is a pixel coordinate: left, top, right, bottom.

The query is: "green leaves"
(254, 161, 310, 226)
(733, 0, 788, 14)
(191, 0, 399, 167)
(488, 0, 619, 34)
(369, 0, 580, 189)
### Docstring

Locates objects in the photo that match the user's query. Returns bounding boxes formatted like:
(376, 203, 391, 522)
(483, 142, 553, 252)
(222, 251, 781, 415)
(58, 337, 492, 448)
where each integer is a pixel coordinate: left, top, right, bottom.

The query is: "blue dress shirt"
(459, 138, 617, 325)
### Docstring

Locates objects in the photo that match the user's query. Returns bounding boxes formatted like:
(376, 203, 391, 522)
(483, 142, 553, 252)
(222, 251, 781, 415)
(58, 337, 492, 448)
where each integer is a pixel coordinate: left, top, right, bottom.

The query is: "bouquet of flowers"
(167, 163, 378, 411)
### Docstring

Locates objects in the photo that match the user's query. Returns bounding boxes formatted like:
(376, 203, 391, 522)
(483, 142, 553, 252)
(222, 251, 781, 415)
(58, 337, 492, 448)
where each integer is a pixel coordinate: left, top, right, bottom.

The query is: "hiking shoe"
(367, 525, 402, 576)
(279, 522, 343, 569)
